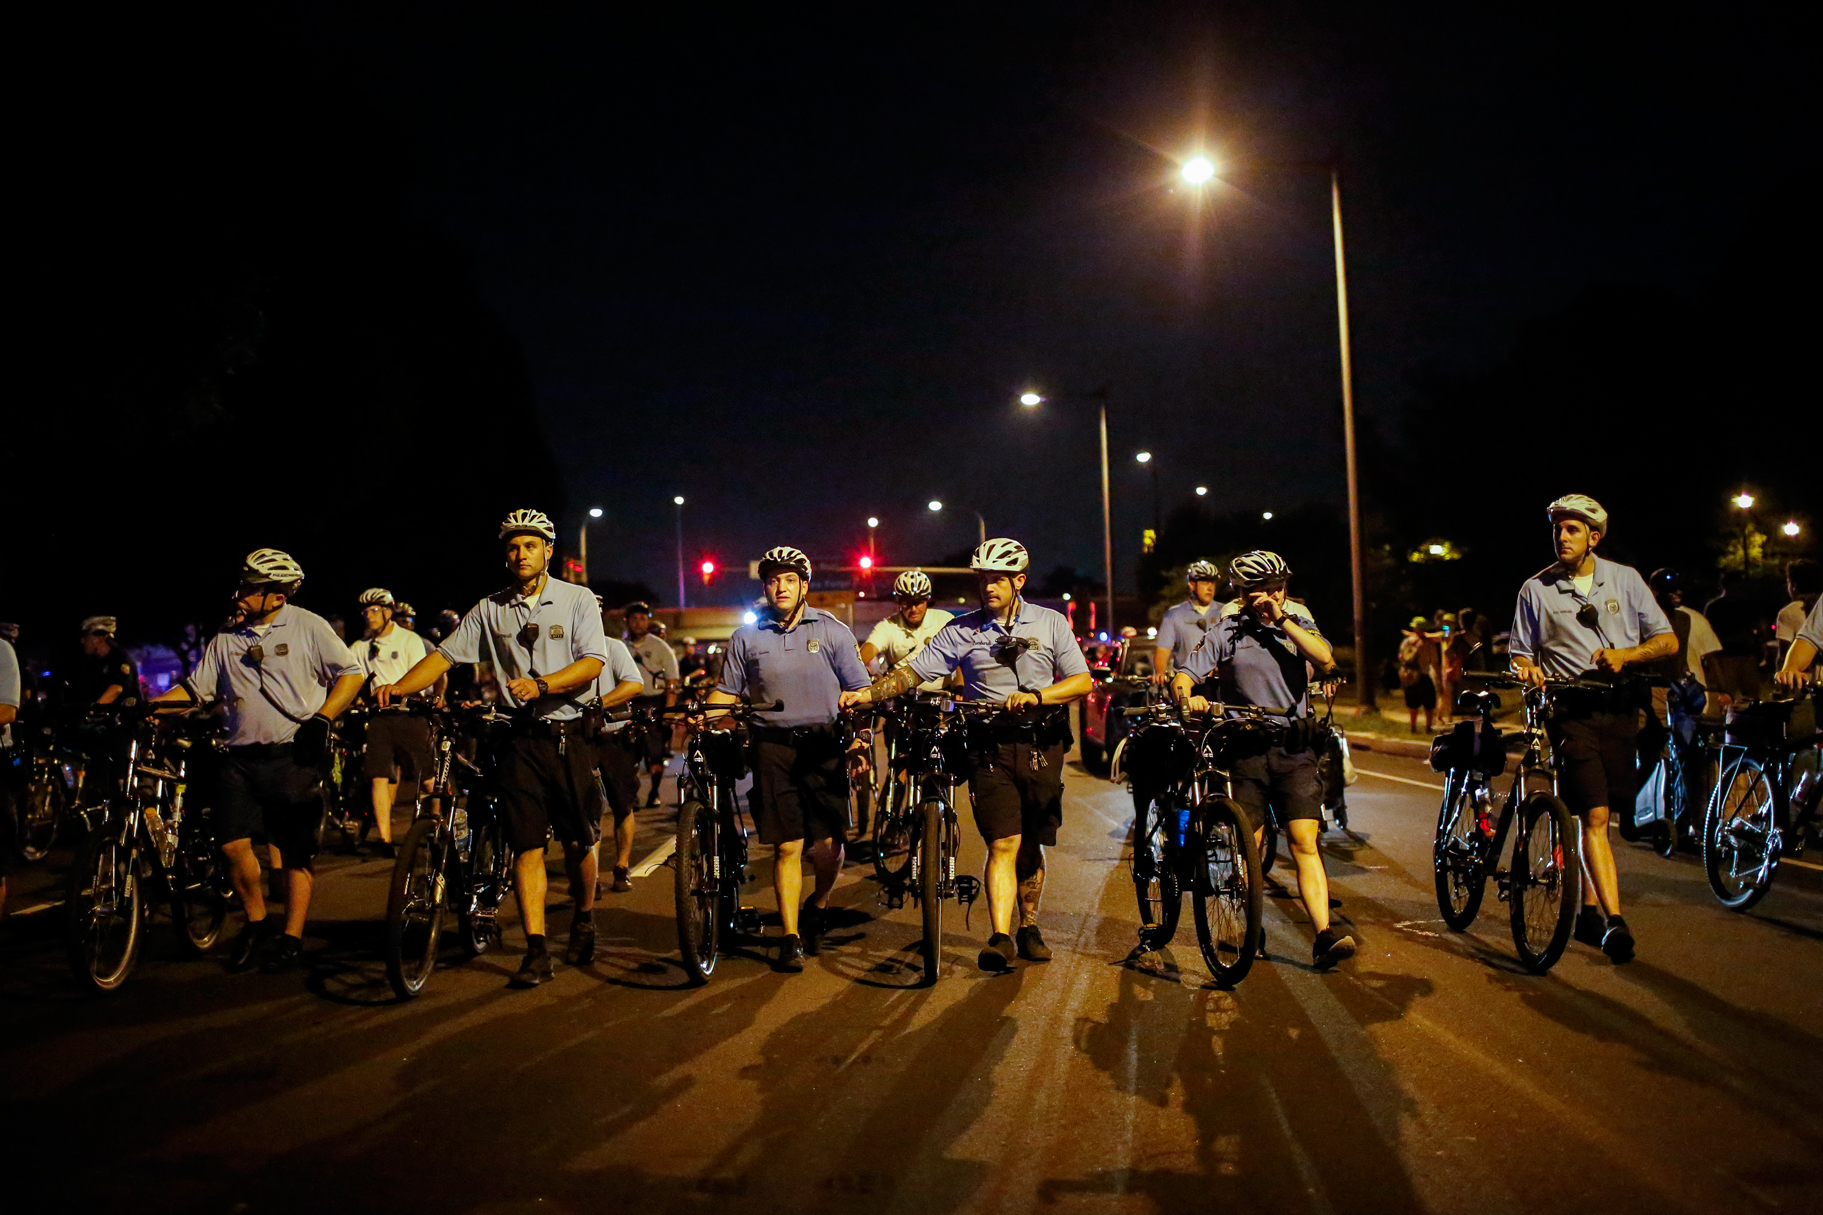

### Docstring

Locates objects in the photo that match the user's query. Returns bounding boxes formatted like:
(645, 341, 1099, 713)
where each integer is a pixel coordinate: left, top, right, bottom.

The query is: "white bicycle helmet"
(394, 602, 416, 619)
(357, 587, 394, 607)
(1546, 493, 1608, 535)
(758, 546, 813, 582)
(80, 615, 117, 636)
(893, 569, 934, 600)
(969, 537, 1030, 573)
(1185, 560, 1220, 583)
(1229, 550, 1290, 588)
(499, 508, 557, 541)
(242, 548, 305, 589)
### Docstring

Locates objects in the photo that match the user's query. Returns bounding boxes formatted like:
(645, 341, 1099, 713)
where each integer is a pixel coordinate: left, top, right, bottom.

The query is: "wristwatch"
(533, 676, 550, 697)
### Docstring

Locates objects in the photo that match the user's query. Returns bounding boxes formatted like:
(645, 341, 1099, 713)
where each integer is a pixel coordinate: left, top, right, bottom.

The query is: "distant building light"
(1262, 511, 1274, 521)
(1195, 485, 1208, 497)
(1428, 544, 1445, 555)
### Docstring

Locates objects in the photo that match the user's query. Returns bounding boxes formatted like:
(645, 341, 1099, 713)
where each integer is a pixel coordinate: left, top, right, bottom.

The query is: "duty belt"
(750, 723, 836, 746)
(510, 717, 588, 738)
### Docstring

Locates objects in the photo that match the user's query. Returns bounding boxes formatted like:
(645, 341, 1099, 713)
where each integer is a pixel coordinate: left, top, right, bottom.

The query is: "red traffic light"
(699, 558, 717, 586)
(858, 555, 874, 570)
(700, 560, 716, 575)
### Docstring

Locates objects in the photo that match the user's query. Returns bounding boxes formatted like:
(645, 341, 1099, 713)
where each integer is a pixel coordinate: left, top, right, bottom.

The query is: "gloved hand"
(292, 713, 332, 767)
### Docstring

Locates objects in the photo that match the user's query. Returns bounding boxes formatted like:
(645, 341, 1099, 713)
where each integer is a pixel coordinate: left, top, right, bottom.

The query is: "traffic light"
(857, 555, 873, 571)
(700, 558, 717, 585)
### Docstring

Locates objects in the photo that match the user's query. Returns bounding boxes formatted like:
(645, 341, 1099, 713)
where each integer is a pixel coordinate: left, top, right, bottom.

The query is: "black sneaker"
(978, 933, 1017, 973)
(566, 916, 596, 965)
(258, 932, 305, 974)
(645, 787, 662, 809)
(776, 934, 805, 973)
(1015, 925, 1052, 962)
(611, 866, 632, 893)
(1574, 907, 1606, 948)
(800, 903, 825, 957)
(1601, 916, 1635, 964)
(1313, 928, 1356, 970)
(226, 917, 275, 972)
(511, 949, 554, 988)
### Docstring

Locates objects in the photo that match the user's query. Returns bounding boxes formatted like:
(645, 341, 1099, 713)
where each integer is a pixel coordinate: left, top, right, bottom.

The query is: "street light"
(1019, 385, 1115, 636)
(673, 496, 687, 609)
(1135, 451, 1161, 534)
(866, 516, 879, 563)
(1262, 511, 1274, 521)
(1733, 493, 1755, 510)
(1784, 521, 1802, 538)
(1181, 155, 1216, 185)
(1195, 485, 1208, 497)
(929, 498, 986, 543)
(576, 506, 605, 584)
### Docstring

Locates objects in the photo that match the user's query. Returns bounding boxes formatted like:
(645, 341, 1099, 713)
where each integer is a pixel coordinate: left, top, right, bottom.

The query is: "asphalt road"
(3, 745, 1820, 1215)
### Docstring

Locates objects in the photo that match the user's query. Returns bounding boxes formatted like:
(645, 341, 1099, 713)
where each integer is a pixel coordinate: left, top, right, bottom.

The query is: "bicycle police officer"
(860, 569, 954, 684)
(589, 595, 650, 893)
(1172, 550, 1355, 969)
(68, 617, 140, 706)
(707, 546, 871, 973)
(376, 509, 610, 986)
(151, 550, 364, 973)
(1509, 495, 1674, 964)
(1153, 560, 1221, 684)
(856, 538, 1092, 972)
(346, 588, 432, 854)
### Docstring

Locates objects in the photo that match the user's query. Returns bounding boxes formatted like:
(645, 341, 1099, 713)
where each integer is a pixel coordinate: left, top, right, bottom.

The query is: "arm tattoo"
(869, 665, 923, 703)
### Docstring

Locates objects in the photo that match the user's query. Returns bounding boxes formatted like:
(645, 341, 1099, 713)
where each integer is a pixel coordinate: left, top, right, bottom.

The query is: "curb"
(1345, 729, 1524, 775)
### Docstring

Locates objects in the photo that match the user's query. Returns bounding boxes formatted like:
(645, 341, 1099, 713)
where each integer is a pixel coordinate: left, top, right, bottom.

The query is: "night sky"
(9, 3, 1814, 644)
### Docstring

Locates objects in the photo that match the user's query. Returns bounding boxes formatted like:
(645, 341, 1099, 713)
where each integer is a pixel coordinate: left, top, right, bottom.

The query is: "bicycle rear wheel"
(65, 817, 144, 995)
(1704, 756, 1778, 910)
(18, 759, 64, 862)
(1191, 797, 1262, 986)
(384, 818, 447, 999)
(457, 802, 508, 956)
(675, 798, 720, 983)
(1433, 775, 1489, 931)
(1258, 817, 1280, 876)
(170, 808, 228, 954)
(1509, 793, 1578, 973)
(1651, 753, 1683, 858)
(1132, 792, 1182, 949)
(918, 795, 942, 984)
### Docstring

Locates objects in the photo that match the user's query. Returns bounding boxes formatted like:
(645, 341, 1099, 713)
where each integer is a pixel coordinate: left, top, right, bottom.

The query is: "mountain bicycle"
(1702, 688, 1820, 911)
(1429, 673, 1595, 974)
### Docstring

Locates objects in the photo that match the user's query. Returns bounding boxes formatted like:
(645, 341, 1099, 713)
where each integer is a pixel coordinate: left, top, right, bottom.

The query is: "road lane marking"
(12, 899, 64, 917)
(629, 835, 676, 877)
(1354, 769, 1446, 791)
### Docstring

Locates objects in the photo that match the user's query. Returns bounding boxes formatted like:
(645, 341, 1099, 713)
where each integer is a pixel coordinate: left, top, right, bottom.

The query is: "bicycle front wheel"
(872, 772, 915, 887)
(1132, 791, 1182, 949)
(19, 760, 64, 862)
(1704, 756, 1779, 910)
(1433, 776, 1488, 931)
(384, 818, 447, 999)
(675, 798, 720, 984)
(1191, 797, 1262, 987)
(170, 808, 227, 954)
(918, 795, 942, 984)
(65, 818, 144, 995)
(1509, 793, 1578, 973)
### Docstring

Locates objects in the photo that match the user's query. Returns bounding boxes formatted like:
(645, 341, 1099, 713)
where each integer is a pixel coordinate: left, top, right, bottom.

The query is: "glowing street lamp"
(1019, 391, 1043, 407)
(1784, 521, 1802, 538)
(1734, 492, 1756, 510)
(576, 506, 605, 584)
(672, 496, 687, 608)
(1262, 511, 1274, 521)
(1195, 485, 1208, 497)
(1181, 156, 1216, 185)
(927, 499, 943, 513)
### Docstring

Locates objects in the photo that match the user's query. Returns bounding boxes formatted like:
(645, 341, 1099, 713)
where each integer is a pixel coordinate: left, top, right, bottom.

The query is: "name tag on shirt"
(275, 644, 289, 656)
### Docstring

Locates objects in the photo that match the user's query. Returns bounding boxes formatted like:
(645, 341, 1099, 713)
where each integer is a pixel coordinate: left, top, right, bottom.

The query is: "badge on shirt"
(807, 637, 821, 653)
(550, 625, 565, 639)
(274, 643, 289, 656)
(1606, 600, 1620, 615)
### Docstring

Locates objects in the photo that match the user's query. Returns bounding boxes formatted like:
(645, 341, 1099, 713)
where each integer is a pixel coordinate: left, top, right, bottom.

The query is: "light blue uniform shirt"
(1509, 556, 1672, 681)
(591, 638, 645, 733)
(1181, 602, 1323, 720)
(0, 637, 19, 748)
(718, 607, 870, 728)
(909, 599, 1090, 702)
(1156, 599, 1217, 672)
(1798, 598, 1823, 652)
(183, 605, 361, 746)
(439, 576, 610, 721)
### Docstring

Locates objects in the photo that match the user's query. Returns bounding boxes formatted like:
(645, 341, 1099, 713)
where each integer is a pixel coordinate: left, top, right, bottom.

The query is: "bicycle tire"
(1191, 796, 1262, 987)
(675, 798, 719, 984)
(1509, 793, 1578, 974)
(457, 801, 507, 956)
(918, 795, 942, 985)
(1704, 756, 1778, 911)
(1259, 818, 1280, 876)
(384, 818, 447, 999)
(65, 818, 143, 995)
(1433, 776, 1488, 931)
(1651, 754, 1682, 858)
(871, 775, 916, 888)
(1133, 793, 1182, 949)
(170, 809, 227, 955)
(18, 759, 63, 863)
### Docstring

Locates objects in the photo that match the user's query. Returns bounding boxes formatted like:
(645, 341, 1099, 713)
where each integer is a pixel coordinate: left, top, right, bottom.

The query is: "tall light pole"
(673, 495, 687, 609)
(867, 516, 879, 563)
(1020, 386, 1114, 635)
(578, 506, 603, 584)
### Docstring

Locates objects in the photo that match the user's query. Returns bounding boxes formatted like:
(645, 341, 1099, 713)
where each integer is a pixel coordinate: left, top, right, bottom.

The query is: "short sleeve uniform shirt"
(718, 608, 870, 728)
(345, 625, 429, 687)
(908, 600, 1089, 702)
(1181, 602, 1324, 720)
(184, 605, 362, 746)
(1156, 599, 1216, 672)
(864, 607, 956, 691)
(626, 632, 680, 697)
(437, 576, 610, 722)
(1508, 557, 1672, 681)
(591, 638, 646, 733)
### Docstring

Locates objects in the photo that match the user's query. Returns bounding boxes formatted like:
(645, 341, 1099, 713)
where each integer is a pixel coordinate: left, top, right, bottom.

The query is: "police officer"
(1153, 561, 1220, 684)
(857, 538, 1093, 972)
(859, 569, 954, 685)
(346, 588, 432, 853)
(708, 546, 871, 973)
(590, 595, 650, 893)
(151, 550, 364, 973)
(67, 616, 140, 706)
(1509, 495, 1674, 963)
(623, 601, 680, 808)
(377, 509, 610, 986)
(1171, 550, 1355, 969)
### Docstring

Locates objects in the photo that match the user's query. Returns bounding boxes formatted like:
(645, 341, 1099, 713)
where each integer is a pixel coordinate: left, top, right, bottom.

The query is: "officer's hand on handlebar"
(1590, 648, 1627, 676)
(838, 690, 869, 710)
(1150, 668, 1172, 686)
(374, 682, 398, 708)
(1514, 662, 1548, 688)
(1775, 667, 1814, 690)
(1005, 691, 1041, 711)
(506, 677, 541, 702)
(1182, 694, 1211, 715)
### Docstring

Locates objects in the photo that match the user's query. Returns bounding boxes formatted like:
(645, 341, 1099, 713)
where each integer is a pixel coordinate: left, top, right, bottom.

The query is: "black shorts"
(595, 730, 640, 822)
(1547, 710, 1638, 816)
(362, 712, 433, 782)
(217, 744, 326, 866)
(968, 742, 1065, 846)
(632, 696, 671, 765)
(496, 731, 602, 854)
(747, 729, 848, 845)
(1403, 675, 1436, 710)
(1228, 745, 1323, 830)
